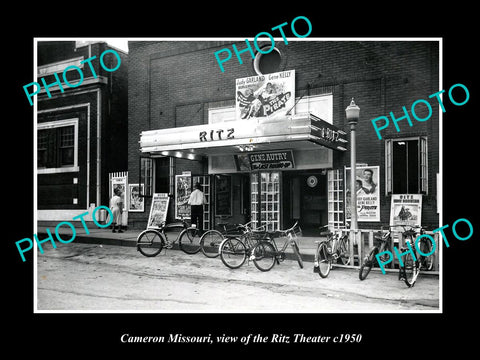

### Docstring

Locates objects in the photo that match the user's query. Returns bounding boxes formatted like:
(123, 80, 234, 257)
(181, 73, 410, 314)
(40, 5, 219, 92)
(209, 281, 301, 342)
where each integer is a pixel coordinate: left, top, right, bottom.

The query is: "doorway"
(283, 171, 327, 236)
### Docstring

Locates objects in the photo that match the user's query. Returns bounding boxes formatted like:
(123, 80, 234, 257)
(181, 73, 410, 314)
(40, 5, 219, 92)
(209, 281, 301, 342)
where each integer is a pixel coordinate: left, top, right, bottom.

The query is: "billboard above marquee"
(235, 70, 295, 120)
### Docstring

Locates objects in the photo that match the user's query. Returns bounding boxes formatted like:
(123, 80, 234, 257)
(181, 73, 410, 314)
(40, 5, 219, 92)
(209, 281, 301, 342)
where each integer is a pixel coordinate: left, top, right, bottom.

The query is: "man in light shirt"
(188, 182, 206, 234)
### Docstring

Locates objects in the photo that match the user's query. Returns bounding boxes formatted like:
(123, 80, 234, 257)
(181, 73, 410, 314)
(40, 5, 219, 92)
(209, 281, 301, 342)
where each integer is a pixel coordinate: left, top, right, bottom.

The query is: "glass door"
(251, 172, 281, 231)
(327, 169, 344, 230)
(193, 175, 211, 230)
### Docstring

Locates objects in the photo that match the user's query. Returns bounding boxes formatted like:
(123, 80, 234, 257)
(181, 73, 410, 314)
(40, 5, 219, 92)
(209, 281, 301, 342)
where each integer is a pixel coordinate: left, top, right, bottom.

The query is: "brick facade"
(37, 41, 128, 216)
(128, 40, 439, 230)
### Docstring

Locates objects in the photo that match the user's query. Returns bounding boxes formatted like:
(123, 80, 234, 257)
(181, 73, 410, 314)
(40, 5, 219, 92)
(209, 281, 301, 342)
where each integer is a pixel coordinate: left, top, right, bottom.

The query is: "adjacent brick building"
(37, 41, 128, 223)
(128, 39, 440, 233)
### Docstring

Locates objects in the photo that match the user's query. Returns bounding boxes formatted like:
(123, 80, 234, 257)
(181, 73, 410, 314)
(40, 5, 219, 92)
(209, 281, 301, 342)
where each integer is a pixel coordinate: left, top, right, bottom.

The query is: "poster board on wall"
(235, 70, 295, 120)
(175, 174, 191, 219)
(345, 165, 380, 222)
(128, 183, 144, 212)
(111, 176, 127, 212)
(147, 193, 170, 229)
(390, 194, 423, 226)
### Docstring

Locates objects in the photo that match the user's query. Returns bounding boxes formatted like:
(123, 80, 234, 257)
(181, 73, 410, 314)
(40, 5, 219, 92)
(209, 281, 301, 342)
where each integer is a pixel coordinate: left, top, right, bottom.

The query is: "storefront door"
(283, 171, 327, 236)
(251, 172, 281, 231)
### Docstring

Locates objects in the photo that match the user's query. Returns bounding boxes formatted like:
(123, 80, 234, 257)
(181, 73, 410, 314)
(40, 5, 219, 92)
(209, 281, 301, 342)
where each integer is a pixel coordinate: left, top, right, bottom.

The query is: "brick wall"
(37, 42, 128, 211)
(128, 40, 439, 229)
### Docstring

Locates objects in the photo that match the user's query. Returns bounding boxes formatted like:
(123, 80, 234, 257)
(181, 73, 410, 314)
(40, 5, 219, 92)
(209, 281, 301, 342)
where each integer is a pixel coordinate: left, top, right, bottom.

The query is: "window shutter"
(420, 136, 428, 194)
(385, 139, 392, 195)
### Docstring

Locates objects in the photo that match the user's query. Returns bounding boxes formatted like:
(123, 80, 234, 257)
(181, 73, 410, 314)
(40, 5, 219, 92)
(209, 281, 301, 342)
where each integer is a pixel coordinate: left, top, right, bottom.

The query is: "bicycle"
(359, 225, 397, 280)
(199, 222, 248, 258)
(249, 222, 303, 272)
(219, 221, 271, 269)
(313, 225, 350, 278)
(398, 225, 435, 287)
(136, 217, 202, 257)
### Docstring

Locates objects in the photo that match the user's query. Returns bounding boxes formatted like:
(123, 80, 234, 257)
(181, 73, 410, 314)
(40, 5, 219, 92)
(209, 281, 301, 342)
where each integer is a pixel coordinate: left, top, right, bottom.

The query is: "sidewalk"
(36, 223, 320, 261)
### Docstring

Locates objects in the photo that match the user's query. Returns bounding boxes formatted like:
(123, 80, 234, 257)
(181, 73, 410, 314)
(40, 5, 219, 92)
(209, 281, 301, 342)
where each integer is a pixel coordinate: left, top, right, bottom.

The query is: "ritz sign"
(199, 128, 235, 142)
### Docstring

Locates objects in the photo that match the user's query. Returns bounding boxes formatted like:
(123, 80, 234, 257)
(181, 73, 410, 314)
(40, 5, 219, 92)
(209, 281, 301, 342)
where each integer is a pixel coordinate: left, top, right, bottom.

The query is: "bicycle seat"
(403, 229, 417, 237)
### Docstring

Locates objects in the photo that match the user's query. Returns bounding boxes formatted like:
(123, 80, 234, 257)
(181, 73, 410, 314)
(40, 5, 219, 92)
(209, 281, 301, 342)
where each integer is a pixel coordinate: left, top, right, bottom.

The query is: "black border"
(7, 6, 477, 354)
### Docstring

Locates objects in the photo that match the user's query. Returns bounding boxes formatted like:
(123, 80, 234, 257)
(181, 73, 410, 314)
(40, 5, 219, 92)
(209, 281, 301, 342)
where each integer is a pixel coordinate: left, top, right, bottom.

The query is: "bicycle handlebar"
(237, 220, 273, 232)
(273, 221, 299, 236)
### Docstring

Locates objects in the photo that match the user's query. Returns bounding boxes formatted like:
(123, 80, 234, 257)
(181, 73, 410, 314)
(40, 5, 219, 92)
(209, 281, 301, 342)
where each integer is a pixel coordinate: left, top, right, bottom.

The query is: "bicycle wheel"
(220, 237, 247, 269)
(419, 239, 435, 271)
(316, 242, 331, 278)
(136, 229, 165, 257)
(251, 241, 276, 272)
(337, 234, 351, 265)
(291, 241, 303, 269)
(402, 253, 419, 287)
(178, 228, 202, 254)
(200, 230, 224, 258)
(359, 247, 378, 280)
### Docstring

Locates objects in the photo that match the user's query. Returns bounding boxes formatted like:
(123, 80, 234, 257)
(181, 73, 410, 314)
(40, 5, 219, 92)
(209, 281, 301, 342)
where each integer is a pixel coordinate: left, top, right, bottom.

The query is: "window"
(154, 157, 169, 194)
(385, 137, 428, 195)
(59, 126, 74, 166)
(37, 119, 78, 173)
(140, 157, 154, 197)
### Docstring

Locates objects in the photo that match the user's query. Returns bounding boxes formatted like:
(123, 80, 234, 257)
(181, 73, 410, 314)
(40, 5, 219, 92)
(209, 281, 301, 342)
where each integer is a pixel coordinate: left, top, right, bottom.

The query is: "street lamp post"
(345, 98, 360, 233)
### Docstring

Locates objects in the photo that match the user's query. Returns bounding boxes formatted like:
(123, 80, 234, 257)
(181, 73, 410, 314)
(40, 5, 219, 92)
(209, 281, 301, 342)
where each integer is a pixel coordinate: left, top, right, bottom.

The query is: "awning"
(139, 113, 348, 160)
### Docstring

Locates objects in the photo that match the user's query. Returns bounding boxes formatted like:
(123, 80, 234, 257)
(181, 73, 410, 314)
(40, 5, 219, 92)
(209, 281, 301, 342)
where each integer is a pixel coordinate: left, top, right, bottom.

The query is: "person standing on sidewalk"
(188, 182, 206, 234)
(110, 188, 124, 233)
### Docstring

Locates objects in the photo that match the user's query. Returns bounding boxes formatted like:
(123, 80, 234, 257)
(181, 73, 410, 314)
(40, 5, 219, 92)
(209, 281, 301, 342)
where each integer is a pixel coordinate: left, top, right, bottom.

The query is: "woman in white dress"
(110, 188, 123, 233)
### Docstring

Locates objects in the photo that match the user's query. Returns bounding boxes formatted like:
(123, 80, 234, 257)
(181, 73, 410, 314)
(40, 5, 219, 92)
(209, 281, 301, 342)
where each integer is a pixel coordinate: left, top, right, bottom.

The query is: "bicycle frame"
(268, 232, 294, 261)
(263, 222, 301, 261)
(398, 239, 420, 284)
(397, 225, 435, 287)
(232, 221, 271, 251)
(158, 219, 190, 245)
(139, 218, 194, 250)
(316, 230, 347, 260)
(249, 222, 303, 271)
(314, 227, 351, 278)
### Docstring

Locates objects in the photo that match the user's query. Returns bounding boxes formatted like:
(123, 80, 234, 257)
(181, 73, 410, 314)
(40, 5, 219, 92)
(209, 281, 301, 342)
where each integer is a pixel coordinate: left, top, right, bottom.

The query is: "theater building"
(36, 41, 128, 223)
(128, 40, 440, 234)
